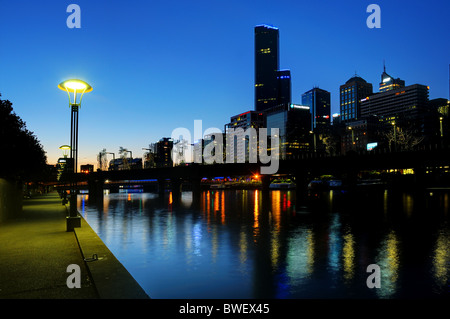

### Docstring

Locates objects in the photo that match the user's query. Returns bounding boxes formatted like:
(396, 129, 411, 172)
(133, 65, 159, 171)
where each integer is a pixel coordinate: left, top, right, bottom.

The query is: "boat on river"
(269, 179, 296, 189)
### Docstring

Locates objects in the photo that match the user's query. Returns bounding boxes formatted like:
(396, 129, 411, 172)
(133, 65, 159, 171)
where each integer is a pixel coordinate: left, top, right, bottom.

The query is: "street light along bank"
(58, 79, 92, 231)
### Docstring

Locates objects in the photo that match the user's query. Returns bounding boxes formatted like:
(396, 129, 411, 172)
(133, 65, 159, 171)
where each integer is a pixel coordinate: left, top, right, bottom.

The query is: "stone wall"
(0, 178, 23, 223)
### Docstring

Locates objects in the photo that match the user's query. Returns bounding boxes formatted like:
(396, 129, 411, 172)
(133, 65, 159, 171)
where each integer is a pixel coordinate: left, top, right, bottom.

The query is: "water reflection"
(376, 230, 400, 298)
(286, 227, 315, 292)
(342, 230, 355, 284)
(253, 190, 260, 240)
(433, 225, 450, 291)
(327, 213, 342, 285)
(78, 188, 450, 299)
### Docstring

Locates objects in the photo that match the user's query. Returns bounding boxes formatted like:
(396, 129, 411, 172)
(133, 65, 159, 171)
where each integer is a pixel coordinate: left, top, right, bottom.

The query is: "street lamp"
(309, 131, 317, 153)
(59, 144, 71, 158)
(58, 79, 93, 171)
(57, 145, 71, 184)
(391, 121, 397, 152)
(348, 126, 355, 149)
(58, 79, 92, 231)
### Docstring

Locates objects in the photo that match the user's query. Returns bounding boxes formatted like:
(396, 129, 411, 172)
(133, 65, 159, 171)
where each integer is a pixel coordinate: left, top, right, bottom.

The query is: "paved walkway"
(0, 192, 149, 299)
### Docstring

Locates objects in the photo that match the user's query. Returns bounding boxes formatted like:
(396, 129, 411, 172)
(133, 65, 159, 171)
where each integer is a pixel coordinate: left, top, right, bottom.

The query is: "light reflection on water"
(78, 189, 450, 299)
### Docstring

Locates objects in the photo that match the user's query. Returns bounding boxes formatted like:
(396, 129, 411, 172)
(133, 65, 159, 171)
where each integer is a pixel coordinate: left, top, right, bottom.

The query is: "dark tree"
(0, 93, 47, 181)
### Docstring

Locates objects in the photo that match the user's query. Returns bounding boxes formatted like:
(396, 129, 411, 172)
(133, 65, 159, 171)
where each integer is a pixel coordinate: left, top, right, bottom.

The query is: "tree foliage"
(384, 126, 424, 151)
(0, 94, 47, 181)
(97, 148, 108, 170)
(119, 146, 130, 169)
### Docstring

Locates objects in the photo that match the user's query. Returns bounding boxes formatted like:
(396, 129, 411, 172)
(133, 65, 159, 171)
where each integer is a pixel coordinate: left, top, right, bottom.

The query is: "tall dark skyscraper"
(255, 24, 279, 112)
(301, 87, 331, 132)
(340, 75, 373, 122)
(266, 104, 311, 158)
(277, 69, 291, 106)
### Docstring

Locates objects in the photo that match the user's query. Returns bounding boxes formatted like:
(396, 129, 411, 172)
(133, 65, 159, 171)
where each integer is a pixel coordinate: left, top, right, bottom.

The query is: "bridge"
(59, 145, 450, 205)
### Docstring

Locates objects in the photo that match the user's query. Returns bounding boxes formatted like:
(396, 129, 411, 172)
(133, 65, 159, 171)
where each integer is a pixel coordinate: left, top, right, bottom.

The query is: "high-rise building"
(155, 137, 173, 168)
(301, 87, 331, 132)
(225, 111, 265, 163)
(360, 84, 429, 124)
(379, 65, 405, 92)
(255, 25, 279, 112)
(339, 75, 373, 122)
(226, 110, 265, 131)
(265, 104, 311, 158)
(277, 69, 291, 106)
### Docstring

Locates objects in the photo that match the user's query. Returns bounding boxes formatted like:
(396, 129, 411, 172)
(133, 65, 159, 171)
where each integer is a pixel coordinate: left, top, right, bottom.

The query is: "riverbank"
(0, 191, 149, 299)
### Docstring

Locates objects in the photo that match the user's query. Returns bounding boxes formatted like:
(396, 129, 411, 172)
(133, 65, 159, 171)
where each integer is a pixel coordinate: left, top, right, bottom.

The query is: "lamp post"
(57, 145, 71, 184)
(309, 131, 316, 153)
(348, 126, 355, 150)
(58, 79, 92, 231)
(391, 121, 397, 152)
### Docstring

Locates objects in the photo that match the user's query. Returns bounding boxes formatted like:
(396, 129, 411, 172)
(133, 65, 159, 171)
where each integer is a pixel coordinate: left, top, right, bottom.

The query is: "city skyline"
(1, 0, 449, 168)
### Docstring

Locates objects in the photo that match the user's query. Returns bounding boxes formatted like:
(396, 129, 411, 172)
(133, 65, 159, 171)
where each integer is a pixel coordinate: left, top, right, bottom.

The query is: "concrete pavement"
(0, 191, 149, 299)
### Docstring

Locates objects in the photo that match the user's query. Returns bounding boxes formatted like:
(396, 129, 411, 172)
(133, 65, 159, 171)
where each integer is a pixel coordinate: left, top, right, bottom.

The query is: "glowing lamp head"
(58, 79, 92, 93)
(59, 144, 71, 157)
(58, 79, 92, 106)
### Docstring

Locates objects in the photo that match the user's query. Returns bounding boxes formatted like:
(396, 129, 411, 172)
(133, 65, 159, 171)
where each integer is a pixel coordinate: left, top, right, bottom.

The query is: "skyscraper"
(379, 65, 405, 92)
(266, 104, 311, 158)
(301, 87, 331, 132)
(225, 111, 265, 163)
(360, 84, 429, 127)
(155, 137, 173, 168)
(277, 69, 291, 106)
(339, 75, 373, 122)
(255, 25, 279, 112)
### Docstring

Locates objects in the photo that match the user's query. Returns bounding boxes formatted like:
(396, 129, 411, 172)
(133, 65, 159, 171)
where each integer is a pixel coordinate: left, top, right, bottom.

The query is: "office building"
(80, 164, 94, 174)
(302, 87, 331, 132)
(255, 25, 279, 112)
(277, 69, 291, 106)
(360, 84, 429, 124)
(340, 75, 373, 122)
(265, 104, 311, 158)
(225, 111, 265, 163)
(341, 116, 380, 153)
(155, 137, 173, 168)
(379, 65, 405, 92)
(226, 110, 265, 131)
(429, 98, 450, 142)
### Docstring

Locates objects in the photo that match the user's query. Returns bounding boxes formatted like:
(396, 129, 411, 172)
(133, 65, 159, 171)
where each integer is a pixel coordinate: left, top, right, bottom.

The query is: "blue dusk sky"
(1, 0, 449, 168)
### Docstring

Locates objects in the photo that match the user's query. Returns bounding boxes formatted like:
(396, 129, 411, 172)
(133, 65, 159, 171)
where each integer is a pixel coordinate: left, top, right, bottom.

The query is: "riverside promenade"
(0, 191, 149, 299)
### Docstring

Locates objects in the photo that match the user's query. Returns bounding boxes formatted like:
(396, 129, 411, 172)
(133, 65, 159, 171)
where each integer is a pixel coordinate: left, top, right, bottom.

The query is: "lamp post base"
(66, 216, 81, 232)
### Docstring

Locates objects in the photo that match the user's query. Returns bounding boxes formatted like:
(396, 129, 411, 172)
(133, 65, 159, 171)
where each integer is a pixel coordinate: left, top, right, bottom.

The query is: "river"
(78, 188, 450, 299)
